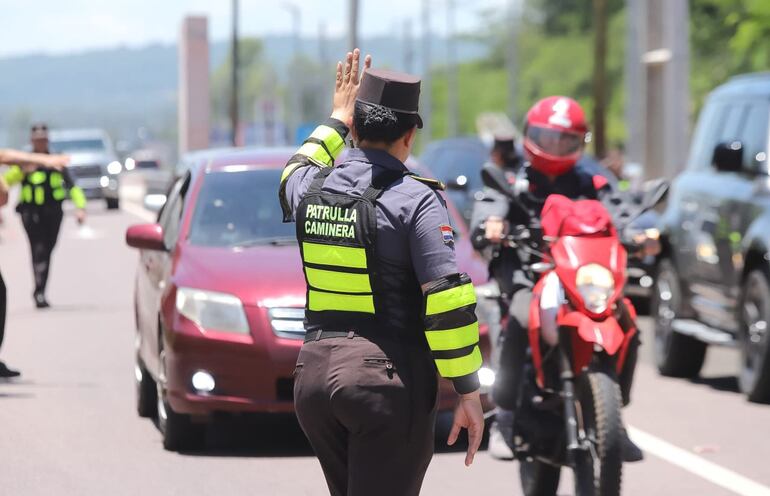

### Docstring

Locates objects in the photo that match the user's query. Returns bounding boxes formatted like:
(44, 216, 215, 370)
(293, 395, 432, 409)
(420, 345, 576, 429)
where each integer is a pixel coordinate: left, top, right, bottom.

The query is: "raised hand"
(330, 48, 372, 128)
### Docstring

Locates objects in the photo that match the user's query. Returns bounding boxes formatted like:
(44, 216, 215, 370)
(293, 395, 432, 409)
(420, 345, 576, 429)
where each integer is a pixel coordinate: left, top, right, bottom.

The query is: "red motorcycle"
(507, 184, 667, 496)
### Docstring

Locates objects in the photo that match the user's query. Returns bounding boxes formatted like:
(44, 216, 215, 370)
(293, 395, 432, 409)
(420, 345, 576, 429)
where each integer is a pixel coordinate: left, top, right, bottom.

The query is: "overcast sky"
(0, 0, 508, 58)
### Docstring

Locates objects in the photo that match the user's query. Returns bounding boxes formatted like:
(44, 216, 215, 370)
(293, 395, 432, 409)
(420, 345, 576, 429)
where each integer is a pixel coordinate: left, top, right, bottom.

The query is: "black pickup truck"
(654, 72, 770, 402)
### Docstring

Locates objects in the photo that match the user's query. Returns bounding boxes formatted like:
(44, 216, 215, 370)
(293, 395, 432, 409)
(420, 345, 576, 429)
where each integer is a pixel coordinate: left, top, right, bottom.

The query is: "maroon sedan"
(126, 147, 491, 450)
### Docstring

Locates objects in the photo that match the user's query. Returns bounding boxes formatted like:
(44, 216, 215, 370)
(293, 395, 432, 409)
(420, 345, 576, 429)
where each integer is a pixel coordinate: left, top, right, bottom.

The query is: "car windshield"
(188, 168, 295, 247)
(50, 139, 107, 153)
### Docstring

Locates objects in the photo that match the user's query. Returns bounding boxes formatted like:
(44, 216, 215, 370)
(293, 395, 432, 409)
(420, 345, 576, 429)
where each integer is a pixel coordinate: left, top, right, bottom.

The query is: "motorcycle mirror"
(446, 175, 470, 191)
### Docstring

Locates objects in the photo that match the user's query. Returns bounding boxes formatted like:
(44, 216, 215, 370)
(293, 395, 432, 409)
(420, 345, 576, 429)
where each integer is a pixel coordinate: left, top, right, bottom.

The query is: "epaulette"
(407, 173, 446, 191)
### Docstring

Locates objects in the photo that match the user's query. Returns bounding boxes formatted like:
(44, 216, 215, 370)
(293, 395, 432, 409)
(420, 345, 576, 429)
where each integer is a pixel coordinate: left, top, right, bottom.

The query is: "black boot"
(0, 361, 21, 378)
(622, 428, 644, 462)
(34, 292, 50, 309)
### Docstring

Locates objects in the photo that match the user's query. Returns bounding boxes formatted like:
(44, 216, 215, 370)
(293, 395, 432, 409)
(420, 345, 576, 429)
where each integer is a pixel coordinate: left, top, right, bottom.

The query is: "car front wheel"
(739, 269, 770, 403)
(156, 347, 205, 451)
(135, 355, 156, 418)
(652, 259, 707, 377)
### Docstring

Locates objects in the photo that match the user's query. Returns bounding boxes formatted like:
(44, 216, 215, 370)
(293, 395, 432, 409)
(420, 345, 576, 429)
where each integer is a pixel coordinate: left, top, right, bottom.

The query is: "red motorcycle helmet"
(523, 96, 588, 176)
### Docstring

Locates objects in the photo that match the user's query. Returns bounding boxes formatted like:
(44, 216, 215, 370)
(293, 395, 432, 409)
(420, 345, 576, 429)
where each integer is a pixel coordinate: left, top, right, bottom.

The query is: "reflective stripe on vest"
(305, 267, 372, 294)
(308, 289, 374, 313)
(22, 185, 33, 203)
(28, 171, 47, 185)
(302, 241, 367, 269)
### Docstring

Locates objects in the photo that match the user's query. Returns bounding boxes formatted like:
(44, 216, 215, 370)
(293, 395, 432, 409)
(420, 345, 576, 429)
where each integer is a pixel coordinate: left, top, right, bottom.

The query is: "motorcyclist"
(471, 96, 649, 463)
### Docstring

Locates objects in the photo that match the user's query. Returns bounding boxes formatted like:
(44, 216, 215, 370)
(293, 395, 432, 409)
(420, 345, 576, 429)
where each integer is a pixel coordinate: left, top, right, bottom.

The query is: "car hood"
(67, 152, 115, 165)
(174, 243, 306, 308)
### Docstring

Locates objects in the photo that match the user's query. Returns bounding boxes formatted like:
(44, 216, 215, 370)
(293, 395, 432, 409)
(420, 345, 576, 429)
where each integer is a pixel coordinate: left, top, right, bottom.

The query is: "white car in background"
(49, 129, 122, 209)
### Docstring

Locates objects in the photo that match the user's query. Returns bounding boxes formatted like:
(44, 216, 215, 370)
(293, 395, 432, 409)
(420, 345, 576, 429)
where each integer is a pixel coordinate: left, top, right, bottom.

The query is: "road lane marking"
(121, 200, 156, 223)
(628, 426, 770, 496)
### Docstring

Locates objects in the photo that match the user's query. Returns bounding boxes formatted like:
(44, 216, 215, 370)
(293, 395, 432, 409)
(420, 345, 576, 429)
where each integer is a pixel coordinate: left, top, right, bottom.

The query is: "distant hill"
(0, 35, 488, 148)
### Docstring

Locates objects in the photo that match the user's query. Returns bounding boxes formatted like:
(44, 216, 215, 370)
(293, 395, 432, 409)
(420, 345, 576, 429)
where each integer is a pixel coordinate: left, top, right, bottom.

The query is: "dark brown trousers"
(293, 335, 438, 496)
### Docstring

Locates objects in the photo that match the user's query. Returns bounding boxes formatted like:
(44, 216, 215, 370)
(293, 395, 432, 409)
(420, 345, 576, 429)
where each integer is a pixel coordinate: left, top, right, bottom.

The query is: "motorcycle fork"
(558, 328, 587, 466)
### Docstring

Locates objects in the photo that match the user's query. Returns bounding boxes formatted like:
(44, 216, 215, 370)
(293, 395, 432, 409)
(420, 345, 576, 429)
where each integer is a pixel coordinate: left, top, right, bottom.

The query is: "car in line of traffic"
(126, 147, 494, 450)
(654, 72, 770, 403)
(49, 128, 122, 209)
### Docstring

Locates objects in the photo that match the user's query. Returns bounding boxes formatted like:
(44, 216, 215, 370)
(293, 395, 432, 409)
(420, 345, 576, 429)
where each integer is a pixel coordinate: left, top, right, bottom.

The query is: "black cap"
(357, 68, 423, 128)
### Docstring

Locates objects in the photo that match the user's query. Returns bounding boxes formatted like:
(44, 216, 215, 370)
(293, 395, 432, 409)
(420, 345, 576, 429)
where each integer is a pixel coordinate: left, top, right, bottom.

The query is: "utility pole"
(446, 0, 459, 137)
(348, 0, 359, 51)
(506, 0, 519, 125)
(625, 0, 690, 179)
(230, 0, 239, 146)
(283, 2, 301, 143)
(403, 19, 415, 74)
(421, 0, 432, 140)
(592, 0, 608, 158)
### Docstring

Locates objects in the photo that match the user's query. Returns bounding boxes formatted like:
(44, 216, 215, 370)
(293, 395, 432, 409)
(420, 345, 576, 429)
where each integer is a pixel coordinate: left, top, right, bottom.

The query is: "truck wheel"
(739, 269, 770, 403)
(652, 259, 706, 377)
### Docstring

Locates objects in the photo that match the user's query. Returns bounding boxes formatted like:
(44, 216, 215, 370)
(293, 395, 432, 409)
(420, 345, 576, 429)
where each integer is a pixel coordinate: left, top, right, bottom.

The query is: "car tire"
(652, 259, 707, 377)
(739, 269, 770, 403)
(135, 355, 157, 418)
(106, 197, 120, 210)
(156, 347, 205, 451)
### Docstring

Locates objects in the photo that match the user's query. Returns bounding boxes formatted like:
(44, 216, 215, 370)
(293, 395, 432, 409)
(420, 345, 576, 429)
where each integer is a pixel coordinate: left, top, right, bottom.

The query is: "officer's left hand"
(330, 48, 372, 128)
(447, 390, 485, 466)
(75, 209, 86, 225)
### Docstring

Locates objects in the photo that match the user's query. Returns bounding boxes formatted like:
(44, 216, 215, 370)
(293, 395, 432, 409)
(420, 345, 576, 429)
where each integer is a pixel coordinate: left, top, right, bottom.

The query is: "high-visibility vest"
(296, 167, 422, 333)
(5, 166, 86, 209)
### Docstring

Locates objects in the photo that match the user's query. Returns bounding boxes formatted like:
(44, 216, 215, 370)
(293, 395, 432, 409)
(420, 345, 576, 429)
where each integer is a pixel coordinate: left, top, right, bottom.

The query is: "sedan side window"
(160, 173, 190, 249)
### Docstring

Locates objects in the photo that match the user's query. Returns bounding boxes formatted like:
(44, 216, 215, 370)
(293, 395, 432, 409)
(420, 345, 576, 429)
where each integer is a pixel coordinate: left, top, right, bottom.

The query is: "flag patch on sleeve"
(440, 224, 454, 245)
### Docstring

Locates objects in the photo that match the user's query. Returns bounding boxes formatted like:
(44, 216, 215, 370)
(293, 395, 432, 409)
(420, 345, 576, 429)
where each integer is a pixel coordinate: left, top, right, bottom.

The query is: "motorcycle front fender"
(558, 311, 625, 356)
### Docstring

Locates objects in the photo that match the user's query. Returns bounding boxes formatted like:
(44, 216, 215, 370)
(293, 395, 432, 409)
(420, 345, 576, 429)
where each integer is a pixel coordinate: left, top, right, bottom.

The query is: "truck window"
(740, 100, 770, 173)
(687, 101, 727, 170)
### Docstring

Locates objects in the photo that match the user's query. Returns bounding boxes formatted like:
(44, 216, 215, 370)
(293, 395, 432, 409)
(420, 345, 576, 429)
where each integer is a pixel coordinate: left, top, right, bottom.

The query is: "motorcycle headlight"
(575, 264, 615, 314)
(176, 287, 250, 334)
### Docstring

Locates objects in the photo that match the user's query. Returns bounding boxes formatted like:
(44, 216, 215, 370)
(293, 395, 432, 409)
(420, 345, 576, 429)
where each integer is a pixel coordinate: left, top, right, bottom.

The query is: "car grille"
(267, 307, 306, 340)
(69, 165, 103, 179)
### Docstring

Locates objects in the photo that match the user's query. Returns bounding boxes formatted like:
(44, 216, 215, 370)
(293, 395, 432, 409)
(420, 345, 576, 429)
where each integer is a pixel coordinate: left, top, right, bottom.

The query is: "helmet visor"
(526, 125, 583, 157)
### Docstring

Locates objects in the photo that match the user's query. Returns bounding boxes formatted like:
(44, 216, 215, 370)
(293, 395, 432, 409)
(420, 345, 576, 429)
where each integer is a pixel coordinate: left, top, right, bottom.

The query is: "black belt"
(303, 330, 360, 343)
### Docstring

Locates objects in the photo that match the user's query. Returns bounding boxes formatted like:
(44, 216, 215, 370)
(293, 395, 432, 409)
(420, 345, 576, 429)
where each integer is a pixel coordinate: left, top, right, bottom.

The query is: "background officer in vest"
(278, 49, 485, 496)
(3, 124, 86, 308)
(0, 147, 69, 375)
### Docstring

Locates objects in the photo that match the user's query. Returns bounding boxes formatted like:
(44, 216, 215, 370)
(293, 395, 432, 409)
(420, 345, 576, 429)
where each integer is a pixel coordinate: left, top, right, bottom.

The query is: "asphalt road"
(0, 193, 769, 496)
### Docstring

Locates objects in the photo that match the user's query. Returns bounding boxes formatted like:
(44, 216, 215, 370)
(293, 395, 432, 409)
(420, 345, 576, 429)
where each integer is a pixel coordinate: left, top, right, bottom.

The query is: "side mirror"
(143, 194, 167, 213)
(126, 223, 166, 251)
(445, 175, 469, 191)
(712, 141, 743, 173)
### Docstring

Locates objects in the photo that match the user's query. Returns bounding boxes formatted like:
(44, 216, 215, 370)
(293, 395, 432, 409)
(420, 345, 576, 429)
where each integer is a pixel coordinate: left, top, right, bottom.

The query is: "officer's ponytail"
(353, 101, 418, 144)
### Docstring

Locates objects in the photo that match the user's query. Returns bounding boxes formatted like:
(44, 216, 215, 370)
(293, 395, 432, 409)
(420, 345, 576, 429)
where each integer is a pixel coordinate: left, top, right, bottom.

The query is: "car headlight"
(107, 160, 122, 175)
(176, 287, 250, 334)
(575, 264, 615, 314)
